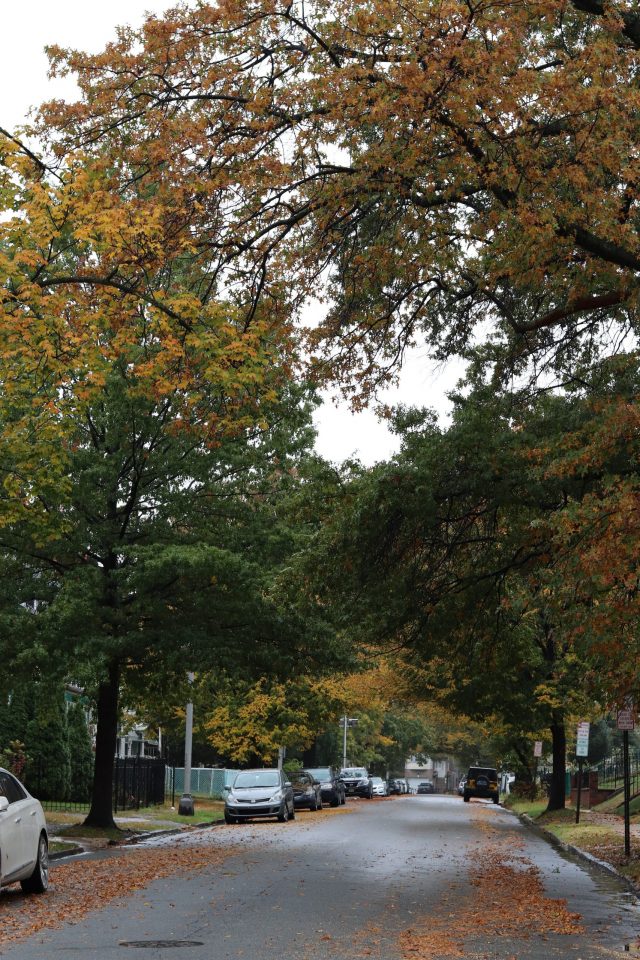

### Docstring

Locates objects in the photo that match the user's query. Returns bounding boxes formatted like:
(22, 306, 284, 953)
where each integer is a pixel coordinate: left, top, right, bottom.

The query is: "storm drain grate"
(119, 941, 204, 949)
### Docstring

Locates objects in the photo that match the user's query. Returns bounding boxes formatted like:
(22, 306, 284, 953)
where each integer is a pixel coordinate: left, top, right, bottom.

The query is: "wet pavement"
(1, 795, 640, 959)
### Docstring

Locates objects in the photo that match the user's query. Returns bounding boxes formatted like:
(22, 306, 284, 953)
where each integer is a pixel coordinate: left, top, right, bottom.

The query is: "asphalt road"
(2, 795, 640, 959)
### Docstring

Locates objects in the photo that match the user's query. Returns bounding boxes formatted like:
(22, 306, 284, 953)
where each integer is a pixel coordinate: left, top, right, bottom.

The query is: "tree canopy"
(19, 0, 639, 400)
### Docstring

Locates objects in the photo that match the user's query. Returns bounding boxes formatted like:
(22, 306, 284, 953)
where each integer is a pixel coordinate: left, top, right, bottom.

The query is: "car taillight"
(468, 780, 476, 787)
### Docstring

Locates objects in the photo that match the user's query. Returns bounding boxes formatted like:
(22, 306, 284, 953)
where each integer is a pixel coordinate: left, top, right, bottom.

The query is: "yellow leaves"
(204, 677, 321, 764)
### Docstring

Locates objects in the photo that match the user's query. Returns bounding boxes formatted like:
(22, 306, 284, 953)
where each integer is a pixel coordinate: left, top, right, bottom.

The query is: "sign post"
(575, 722, 590, 825)
(617, 704, 635, 857)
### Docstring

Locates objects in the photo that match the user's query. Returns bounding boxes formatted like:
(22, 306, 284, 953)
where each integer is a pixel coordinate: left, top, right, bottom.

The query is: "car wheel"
(277, 802, 289, 822)
(331, 795, 339, 807)
(493, 794, 500, 804)
(341, 792, 346, 805)
(463, 792, 470, 802)
(224, 811, 238, 824)
(289, 802, 295, 821)
(20, 833, 49, 894)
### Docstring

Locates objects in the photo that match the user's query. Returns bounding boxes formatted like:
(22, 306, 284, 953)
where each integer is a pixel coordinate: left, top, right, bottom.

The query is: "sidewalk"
(509, 794, 640, 890)
(46, 801, 225, 858)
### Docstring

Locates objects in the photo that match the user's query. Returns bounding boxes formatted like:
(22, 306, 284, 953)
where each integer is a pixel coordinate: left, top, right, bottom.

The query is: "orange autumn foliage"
(21, 0, 640, 403)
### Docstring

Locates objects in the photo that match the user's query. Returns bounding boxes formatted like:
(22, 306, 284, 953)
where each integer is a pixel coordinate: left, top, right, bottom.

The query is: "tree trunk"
(547, 714, 566, 811)
(84, 660, 120, 829)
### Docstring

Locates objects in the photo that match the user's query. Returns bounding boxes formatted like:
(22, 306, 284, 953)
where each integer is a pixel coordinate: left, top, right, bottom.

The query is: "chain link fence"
(165, 767, 238, 800)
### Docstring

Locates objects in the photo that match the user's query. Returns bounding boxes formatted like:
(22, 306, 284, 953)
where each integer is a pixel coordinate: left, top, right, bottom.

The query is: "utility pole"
(178, 672, 195, 816)
(340, 716, 359, 769)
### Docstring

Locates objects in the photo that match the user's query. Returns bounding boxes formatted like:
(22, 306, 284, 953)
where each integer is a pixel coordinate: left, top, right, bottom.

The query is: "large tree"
(0, 54, 304, 826)
(0, 366, 329, 827)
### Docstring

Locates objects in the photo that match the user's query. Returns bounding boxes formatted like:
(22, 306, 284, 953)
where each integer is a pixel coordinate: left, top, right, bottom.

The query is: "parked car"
(339, 767, 373, 799)
(387, 778, 403, 795)
(416, 781, 435, 794)
(370, 776, 387, 796)
(224, 768, 295, 823)
(305, 767, 346, 807)
(463, 766, 500, 804)
(0, 767, 48, 894)
(290, 770, 323, 811)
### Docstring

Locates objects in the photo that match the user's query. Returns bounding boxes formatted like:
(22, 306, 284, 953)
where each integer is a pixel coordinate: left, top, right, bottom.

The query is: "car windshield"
(342, 768, 367, 777)
(234, 771, 280, 789)
(371, 777, 383, 784)
(306, 768, 331, 779)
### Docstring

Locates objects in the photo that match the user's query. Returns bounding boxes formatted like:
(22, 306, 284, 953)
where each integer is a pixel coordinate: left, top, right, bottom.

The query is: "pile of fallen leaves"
(0, 840, 234, 946)
(398, 807, 583, 959)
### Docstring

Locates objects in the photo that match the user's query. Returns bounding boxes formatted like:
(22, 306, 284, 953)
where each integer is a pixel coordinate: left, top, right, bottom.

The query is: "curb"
(515, 810, 640, 899)
(49, 844, 85, 861)
(118, 818, 224, 846)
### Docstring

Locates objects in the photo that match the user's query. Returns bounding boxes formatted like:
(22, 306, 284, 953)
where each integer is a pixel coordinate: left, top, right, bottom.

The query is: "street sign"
(617, 709, 635, 731)
(576, 721, 590, 757)
(533, 740, 543, 757)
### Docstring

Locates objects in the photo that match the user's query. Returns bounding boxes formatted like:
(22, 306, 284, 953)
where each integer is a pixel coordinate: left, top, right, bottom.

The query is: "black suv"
(339, 767, 373, 799)
(462, 766, 499, 804)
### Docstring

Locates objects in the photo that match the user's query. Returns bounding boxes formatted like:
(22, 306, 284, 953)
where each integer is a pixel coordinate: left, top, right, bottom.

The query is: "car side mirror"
(0, 796, 8, 813)
(284, 781, 292, 788)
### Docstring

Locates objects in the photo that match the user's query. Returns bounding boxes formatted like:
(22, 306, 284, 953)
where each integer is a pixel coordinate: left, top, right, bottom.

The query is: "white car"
(0, 768, 49, 894)
(370, 777, 387, 796)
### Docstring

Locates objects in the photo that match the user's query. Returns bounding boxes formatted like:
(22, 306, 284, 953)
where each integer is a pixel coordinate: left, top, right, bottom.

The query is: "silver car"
(224, 768, 295, 823)
(0, 767, 49, 894)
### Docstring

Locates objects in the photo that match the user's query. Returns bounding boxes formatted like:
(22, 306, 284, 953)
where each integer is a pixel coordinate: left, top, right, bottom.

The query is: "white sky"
(1, 1, 464, 465)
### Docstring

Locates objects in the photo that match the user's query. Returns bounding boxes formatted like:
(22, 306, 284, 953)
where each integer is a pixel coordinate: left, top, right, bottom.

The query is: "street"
(1, 795, 640, 959)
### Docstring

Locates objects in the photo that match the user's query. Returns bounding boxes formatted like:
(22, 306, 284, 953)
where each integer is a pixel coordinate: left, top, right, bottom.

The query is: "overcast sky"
(1, 1, 464, 465)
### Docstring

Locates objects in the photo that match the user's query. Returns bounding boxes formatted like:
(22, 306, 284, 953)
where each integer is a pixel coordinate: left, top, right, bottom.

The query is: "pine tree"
(67, 699, 94, 803)
(25, 685, 71, 800)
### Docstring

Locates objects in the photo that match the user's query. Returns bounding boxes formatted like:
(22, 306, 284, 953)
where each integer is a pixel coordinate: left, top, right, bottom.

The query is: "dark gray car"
(305, 767, 346, 807)
(224, 769, 295, 823)
(339, 767, 373, 799)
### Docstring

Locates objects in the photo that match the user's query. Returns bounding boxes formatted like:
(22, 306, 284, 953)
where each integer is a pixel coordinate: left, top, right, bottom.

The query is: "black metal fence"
(596, 750, 640, 797)
(40, 798, 90, 813)
(113, 756, 166, 812)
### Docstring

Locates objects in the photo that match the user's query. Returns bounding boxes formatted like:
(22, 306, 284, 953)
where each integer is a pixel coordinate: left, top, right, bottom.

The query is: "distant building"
(116, 724, 160, 759)
(404, 755, 459, 792)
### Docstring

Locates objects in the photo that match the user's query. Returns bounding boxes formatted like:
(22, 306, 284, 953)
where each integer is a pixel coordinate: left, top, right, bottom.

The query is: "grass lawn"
(503, 798, 549, 819)
(46, 799, 225, 841)
(49, 838, 84, 855)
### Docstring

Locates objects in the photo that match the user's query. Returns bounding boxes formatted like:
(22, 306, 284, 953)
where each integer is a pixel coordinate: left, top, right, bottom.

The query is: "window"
(234, 771, 280, 789)
(0, 773, 26, 804)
